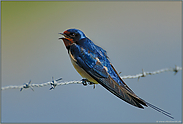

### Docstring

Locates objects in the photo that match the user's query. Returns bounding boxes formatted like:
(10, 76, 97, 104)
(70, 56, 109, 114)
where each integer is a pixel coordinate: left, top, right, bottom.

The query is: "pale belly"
(69, 52, 98, 84)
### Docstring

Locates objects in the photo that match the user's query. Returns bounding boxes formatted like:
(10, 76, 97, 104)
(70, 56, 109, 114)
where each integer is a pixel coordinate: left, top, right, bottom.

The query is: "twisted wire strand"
(1, 66, 181, 91)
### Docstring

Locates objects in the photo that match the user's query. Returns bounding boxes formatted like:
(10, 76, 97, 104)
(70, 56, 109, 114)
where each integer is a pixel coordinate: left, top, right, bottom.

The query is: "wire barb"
(173, 65, 181, 75)
(20, 80, 34, 91)
(49, 77, 62, 90)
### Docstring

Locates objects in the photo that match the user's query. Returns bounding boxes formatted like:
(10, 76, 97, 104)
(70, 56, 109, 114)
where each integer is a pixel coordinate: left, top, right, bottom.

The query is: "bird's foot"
(81, 79, 88, 86)
(81, 79, 96, 89)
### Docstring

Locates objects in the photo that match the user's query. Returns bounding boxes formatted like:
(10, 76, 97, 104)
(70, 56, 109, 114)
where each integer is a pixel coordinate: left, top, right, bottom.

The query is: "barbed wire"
(121, 65, 182, 79)
(1, 65, 182, 91)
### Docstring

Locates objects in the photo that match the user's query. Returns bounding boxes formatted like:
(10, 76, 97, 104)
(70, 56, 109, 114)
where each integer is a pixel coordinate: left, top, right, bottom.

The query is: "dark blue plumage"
(59, 28, 173, 119)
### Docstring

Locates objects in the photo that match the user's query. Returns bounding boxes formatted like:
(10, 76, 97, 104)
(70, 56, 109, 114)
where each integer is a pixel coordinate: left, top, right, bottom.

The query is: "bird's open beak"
(58, 32, 74, 48)
(58, 33, 67, 39)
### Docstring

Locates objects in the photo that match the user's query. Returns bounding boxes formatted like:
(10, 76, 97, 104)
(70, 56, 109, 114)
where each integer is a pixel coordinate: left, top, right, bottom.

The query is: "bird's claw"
(81, 79, 96, 89)
(81, 79, 88, 86)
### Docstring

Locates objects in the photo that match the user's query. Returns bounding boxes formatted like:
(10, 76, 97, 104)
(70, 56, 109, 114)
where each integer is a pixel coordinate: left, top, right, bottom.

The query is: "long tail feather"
(145, 101, 174, 119)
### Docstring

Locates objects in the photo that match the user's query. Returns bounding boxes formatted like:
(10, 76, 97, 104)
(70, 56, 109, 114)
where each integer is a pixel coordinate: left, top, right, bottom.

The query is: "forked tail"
(145, 101, 174, 119)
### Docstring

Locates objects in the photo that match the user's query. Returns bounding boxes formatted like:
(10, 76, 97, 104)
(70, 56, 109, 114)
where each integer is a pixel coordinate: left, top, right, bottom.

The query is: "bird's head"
(59, 29, 86, 49)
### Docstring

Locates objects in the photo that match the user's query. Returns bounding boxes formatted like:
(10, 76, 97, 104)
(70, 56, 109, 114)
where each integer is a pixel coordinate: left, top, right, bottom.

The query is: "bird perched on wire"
(59, 28, 173, 119)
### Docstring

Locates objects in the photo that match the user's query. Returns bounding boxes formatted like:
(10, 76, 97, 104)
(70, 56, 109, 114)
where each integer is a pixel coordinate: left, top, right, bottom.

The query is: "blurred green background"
(1, 1, 181, 123)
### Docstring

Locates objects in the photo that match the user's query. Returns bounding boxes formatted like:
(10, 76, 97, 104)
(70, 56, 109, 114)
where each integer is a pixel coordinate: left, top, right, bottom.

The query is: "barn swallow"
(59, 28, 173, 119)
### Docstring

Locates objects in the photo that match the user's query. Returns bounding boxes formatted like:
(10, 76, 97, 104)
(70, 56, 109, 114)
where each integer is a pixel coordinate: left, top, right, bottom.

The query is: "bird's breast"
(68, 50, 98, 84)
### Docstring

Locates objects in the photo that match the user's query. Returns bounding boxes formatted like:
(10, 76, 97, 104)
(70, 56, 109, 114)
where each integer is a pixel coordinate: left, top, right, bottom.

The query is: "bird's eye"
(70, 33, 75, 37)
